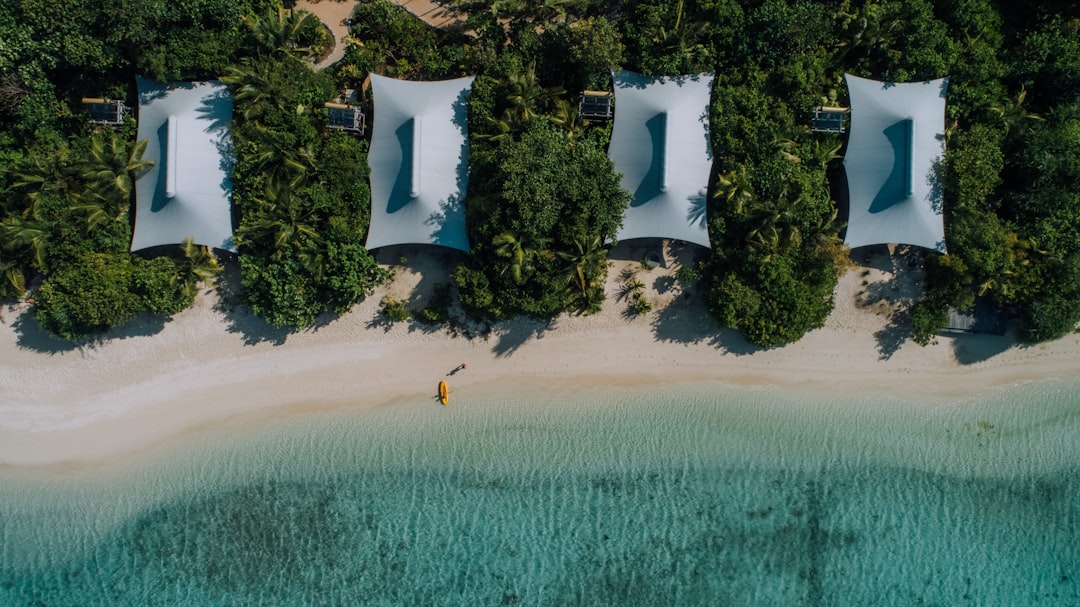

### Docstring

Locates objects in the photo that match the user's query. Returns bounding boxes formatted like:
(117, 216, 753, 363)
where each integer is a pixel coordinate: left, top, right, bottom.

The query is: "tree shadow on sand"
(365, 309, 396, 333)
(853, 246, 926, 360)
(649, 295, 761, 355)
(859, 246, 1020, 362)
(8, 306, 84, 354)
(872, 310, 912, 360)
(490, 317, 551, 358)
(8, 303, 173, 354)
(366, 245, 463, 336)
(946, 330, 1017, 365)
(652, 274, 677, 295)
(212, 261, 294, 346)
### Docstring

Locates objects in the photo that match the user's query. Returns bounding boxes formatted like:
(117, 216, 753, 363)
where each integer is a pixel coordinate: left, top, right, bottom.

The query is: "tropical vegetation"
(227, 8, 389, 328)
(0, 0, 275, 339)
(1, 0, 1079, 348)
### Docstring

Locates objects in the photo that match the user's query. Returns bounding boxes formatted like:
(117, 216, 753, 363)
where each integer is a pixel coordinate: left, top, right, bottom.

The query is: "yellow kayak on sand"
(439, 380, 449, 405)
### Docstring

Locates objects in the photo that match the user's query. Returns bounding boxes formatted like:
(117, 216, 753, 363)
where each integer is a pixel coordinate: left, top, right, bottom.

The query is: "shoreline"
(3, 247, 1080, 469)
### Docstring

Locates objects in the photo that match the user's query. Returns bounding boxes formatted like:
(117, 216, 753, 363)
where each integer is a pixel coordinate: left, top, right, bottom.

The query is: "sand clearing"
(294, 0, 471, 70)
(2, 245, 1079, 467)
(293, 0, 358, 69)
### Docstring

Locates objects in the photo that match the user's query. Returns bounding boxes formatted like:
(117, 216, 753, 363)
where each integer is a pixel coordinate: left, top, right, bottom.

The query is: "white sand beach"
(2, 245, 1079, 468)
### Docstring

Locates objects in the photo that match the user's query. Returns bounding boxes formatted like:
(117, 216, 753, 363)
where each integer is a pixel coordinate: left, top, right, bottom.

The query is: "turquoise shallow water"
(1, 379, 1079, 606)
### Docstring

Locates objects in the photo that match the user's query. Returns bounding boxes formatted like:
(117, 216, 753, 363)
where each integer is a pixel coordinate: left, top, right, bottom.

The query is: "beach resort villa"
(365, 74, 475, 252)
(126, 71, 946, 261)
(132, 77, 236, 253)
(607, 70, 715, 249)
(842, 73, 949, 253)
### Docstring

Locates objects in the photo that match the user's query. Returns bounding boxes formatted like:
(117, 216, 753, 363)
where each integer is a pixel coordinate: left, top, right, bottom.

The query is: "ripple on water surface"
(1, 379, 1079, 605)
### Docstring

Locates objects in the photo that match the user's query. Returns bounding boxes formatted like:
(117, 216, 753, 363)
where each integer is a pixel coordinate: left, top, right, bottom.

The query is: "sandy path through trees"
(295, 0, 469, 70)
(293, 0, 357, 69)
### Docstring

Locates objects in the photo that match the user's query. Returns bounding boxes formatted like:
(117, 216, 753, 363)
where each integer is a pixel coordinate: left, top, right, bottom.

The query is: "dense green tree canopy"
(457, 119, 629, 319)
(3, 0, 1080, 347)
(228, 46, 390, 329)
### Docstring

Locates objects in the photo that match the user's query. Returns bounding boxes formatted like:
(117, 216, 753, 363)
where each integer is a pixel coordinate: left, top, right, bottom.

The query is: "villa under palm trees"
(365, 74, 475, 252)
(842, 74, 948, 253)
(607, 70, 715, 248)
(132, 77, 236, 253)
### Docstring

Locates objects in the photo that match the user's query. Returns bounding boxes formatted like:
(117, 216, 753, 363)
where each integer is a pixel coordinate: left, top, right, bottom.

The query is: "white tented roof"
(608, 70, 714, 248)
(132, 77, 235, 252)
(843, 74, 948, 253)
(366, 74, 474, 252)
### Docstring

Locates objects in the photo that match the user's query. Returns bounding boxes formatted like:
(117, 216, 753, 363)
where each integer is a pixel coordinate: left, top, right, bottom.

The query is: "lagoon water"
(1, 379, 1079, 606)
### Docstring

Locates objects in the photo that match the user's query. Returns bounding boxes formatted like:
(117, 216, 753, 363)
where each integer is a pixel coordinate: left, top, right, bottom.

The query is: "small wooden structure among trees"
(82, 98, 130, 126)
(578, 91, 613, 121)
(324, 102, 365, 134)
(944, 298, 1007, 336)
(810, 106, 848, 133)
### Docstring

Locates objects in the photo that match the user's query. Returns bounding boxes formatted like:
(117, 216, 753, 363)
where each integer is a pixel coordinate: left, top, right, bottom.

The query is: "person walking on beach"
(448, 363, 467, 376)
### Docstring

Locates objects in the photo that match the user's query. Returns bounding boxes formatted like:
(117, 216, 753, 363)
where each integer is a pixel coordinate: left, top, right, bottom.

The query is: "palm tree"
(492, 231, 551, 284)
(619, 277, 645, 301)
(67, 191, 125, 232)
(5, 158, 67, 217)
(831, 4, 901, 68)
(285, 142, 319, 188)
(527, 0, 586, 24)
(478, 112, 514, 143)
(0, 256, 25, 298)
(744, 192, 806, 260)
(79, 134, 153, 206)
(774, 136, 842, 169)
(6, 166, 48, 207)
(991, 87, 1045, 139)
(467, 0, 585, 25)
(558, 235, 605, 298)
(774, 137, 802, 164)
(220, 61, 278, 122)
(805, 138, 844, 170)
(548, 97, 588, 145)
(173, 236, 223, 299)
(246, 7, 321, 61)
(0, 215, 50, 269)
(505, 62, 564, 124)
(237, 180, 321, 257)
(805, 205, 852, 269)
(806, 206, 843, 247)
(644, 0, 710, 68)
(66, 136, 152, 233)
(713, 165, 756, 215)
(493, 232, 528, 284)
(943, 118, 959, 146)
(242, 124, 318, 188)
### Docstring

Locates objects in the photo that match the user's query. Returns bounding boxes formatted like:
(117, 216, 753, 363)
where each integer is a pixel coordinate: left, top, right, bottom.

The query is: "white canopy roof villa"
(608, 70, 715, 248)
(132, 77, 235, 252)
(366, 74, 475, 252)
(843, 74, 949, 253)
